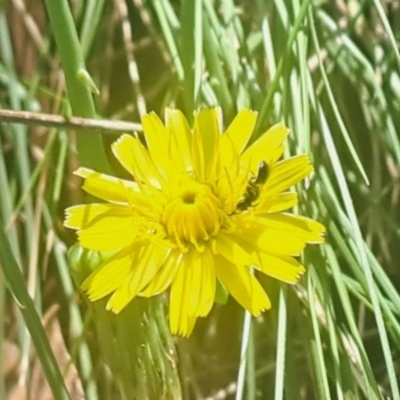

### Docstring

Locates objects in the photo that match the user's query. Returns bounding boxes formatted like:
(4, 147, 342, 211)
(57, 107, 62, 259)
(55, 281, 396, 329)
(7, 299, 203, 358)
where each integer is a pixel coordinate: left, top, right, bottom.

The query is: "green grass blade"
(309, 9, 369, 185)
(181, 0, 202, 111)
(0, 221, 70, 400)
(273, 287, 287, 400)
(43, 0, 109, 172)
(236, 312, 252, 400)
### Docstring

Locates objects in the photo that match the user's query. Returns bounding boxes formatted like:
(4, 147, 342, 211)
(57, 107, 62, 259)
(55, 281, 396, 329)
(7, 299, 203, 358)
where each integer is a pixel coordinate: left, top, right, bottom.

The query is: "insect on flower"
(64, 107, 325, 336)
(236, 161, 269, 212)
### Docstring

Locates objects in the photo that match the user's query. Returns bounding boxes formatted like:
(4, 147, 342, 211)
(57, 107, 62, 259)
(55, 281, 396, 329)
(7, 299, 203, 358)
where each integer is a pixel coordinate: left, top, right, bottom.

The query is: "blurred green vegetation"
(0, 0, 400, 399)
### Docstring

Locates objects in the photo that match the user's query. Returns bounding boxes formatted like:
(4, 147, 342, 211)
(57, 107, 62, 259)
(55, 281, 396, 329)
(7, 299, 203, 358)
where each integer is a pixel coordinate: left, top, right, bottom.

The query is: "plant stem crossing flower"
(65, 108, 325, 336)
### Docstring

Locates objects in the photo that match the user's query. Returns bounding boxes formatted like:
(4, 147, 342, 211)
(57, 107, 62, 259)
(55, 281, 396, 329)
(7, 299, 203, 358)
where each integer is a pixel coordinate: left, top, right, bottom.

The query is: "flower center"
(162, 181, 223, 252)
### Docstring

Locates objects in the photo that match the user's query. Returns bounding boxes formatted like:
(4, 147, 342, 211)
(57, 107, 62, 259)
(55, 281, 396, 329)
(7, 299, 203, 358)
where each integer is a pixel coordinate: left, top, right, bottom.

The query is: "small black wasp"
(236, 161, 269, 212)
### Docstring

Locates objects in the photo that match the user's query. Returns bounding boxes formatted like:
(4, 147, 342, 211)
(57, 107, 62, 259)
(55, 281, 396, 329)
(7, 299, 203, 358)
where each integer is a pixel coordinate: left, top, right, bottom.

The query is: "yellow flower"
(65, 108, 325, 336)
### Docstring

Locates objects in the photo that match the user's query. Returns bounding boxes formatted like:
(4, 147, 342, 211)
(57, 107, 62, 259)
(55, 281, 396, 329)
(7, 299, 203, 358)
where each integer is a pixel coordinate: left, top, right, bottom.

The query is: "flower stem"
(68, 245, 182, 400)
(92, 297, 182, 400)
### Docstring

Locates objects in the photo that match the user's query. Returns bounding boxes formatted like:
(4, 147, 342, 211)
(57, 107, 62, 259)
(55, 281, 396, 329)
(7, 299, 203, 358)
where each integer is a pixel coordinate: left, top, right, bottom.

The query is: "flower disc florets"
(162, 180, 224, 253)
(65, 107, 325, 336)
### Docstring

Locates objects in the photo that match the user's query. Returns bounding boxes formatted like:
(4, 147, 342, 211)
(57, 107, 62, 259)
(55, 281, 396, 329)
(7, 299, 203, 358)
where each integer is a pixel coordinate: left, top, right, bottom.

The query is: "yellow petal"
(81, 247, 133, 300)
(265, 155, 313, 195)
(74, 167, 138, 203)
(74, 168, 161, 218)
(256, 231, 307, 256)
(64, 203, 132, 229)
(165, 108, 193, 172)
(67, 205, 140, 251)
(219, 116, 237, 172)
(170, 259, 199, 336)
(142, 112, 173, 178)
(241, 123, 289, 173)
(112, 134, 164, 188)
(111, 134, 137, 176)
(255, 253, 305, 284)
(183, 253, 202, 317)
(78, 226, 137, 251)
(192, 107, 221, 180)
(215, 254, 271, 316)
(169, 307, 197, 338)
(261, 213, 325, 244)
(169, 255, 191, 336)
(106, 242, 169, 313)
(170, 251, 215, 319)
(215, 151, 246, 213)
(223, 108, 257, 154)
(256, 192, 298, 214)
(140, 250, 181, 296)
(212, 234, 252, 266)
(104, 278, 132, 313)
(192, 249, 216, 317)
(233, 216, 310, 256)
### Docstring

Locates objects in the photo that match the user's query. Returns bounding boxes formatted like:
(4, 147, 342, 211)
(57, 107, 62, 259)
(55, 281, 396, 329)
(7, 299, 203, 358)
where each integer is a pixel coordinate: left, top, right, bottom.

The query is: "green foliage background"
(0, 0, 399, 399)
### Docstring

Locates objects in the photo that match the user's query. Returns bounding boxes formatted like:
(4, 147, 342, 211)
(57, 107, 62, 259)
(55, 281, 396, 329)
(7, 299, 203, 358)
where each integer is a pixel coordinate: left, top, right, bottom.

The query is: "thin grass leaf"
(371, 0, 400, 69)
(0, 222, 70, 400)
(309, 9, 369, 185)
(274, 287, 287, 400)
(256, 0, 313, 135)
(306, 272, 331, 400)
(181, 0, 202, 111)
(80, 0, 107, 58)
(236, 312, 252, 400)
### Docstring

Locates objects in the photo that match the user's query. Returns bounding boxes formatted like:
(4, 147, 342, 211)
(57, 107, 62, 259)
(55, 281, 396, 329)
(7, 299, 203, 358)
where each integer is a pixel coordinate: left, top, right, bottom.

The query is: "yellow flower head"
(65, 108, 325, 336)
